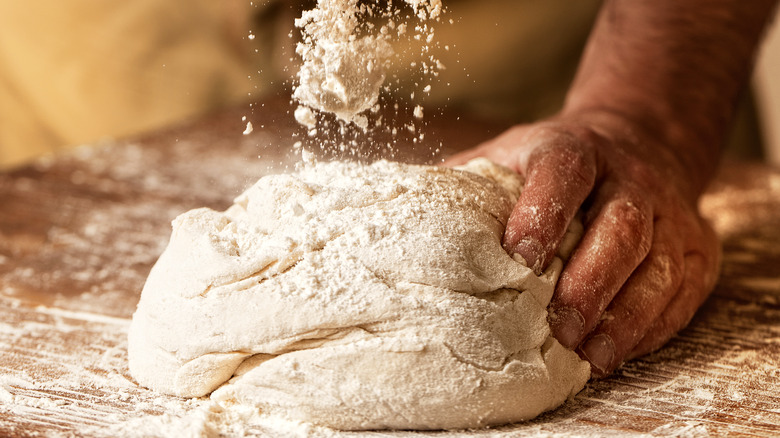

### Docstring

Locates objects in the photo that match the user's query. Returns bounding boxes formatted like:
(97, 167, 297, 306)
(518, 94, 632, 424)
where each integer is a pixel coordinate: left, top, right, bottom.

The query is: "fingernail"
(581, 334, 615, 374)
(549, 307, 584, 349)
(506, 238, 544, 273)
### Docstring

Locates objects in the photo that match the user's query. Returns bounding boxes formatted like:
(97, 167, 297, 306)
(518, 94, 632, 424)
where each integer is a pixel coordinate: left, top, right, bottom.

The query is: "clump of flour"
(293, 0, 443, 131)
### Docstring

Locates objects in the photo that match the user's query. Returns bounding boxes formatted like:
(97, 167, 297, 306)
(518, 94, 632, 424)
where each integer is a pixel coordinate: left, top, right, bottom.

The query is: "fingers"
(578, 217, 685, 376)
(502, 128, 598, 272)
(444, 119, 720, 379)
(445, 124, 600, 275)
(549, 190, 653, 350)
(627, 220, 721, 359)
(624, 254, 707, 360)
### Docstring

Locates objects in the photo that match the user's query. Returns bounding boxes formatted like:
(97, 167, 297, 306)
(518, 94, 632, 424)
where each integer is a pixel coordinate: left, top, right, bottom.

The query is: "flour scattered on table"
(127, 158, 590, 430)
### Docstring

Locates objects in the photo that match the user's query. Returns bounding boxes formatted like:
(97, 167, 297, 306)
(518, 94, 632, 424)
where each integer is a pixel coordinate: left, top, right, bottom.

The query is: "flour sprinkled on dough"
(128, 158, 589, 430)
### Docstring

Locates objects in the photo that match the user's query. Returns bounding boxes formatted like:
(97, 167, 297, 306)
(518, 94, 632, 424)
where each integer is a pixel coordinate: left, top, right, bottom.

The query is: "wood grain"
(1, 97, 778, 437)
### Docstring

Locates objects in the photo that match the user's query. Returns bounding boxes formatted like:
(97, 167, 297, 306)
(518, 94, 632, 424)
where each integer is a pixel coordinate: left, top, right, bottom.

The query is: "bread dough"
(127, 158, 590, 430)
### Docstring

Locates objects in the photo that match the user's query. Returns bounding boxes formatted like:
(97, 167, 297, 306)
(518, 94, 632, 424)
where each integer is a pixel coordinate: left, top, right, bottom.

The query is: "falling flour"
(127, 158, 590, 430)
(292, 0, 443, 130)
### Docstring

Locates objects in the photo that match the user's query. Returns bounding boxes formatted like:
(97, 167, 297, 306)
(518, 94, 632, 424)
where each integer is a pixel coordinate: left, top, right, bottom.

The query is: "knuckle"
(609, 199, 653, 255)
(666, 250, 685, 285)
(505, 124, 530, 140)
(525, 126, 598, 189)
(648, 250, 684, 296)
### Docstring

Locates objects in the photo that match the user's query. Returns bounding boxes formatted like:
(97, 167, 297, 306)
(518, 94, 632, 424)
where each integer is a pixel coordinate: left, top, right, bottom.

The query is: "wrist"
(558, 0, 778, 198)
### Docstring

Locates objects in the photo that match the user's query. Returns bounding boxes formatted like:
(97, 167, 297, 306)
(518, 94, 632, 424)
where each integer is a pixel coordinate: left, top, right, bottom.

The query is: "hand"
(446, 110, 721, 376)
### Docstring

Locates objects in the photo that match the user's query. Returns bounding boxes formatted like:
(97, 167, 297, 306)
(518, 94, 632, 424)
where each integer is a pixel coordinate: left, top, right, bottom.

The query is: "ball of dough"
(128, 158, 590, 430)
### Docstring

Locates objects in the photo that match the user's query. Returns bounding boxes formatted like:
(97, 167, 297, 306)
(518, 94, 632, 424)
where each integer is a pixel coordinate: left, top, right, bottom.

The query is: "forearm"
(563, 0, 777, 197)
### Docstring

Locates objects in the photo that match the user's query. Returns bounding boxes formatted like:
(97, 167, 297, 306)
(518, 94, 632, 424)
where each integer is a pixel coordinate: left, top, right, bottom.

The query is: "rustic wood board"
(1, 97, 779, 437)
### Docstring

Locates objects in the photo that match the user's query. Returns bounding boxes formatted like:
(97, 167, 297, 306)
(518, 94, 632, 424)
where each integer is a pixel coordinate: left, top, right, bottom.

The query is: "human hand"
(445, 110, 721, 376)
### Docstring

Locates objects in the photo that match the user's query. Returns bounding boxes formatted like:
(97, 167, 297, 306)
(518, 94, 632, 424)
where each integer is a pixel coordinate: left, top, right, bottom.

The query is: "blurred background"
(0, 0, 777, 170)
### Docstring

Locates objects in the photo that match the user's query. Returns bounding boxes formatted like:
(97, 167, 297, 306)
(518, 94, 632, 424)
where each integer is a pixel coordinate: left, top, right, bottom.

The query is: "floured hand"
(446, 0, 776, 376)
(446, 110, 721, 376)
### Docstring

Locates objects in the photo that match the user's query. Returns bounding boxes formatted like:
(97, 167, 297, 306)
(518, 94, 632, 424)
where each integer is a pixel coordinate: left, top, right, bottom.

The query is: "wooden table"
(1, 96, 779, 437)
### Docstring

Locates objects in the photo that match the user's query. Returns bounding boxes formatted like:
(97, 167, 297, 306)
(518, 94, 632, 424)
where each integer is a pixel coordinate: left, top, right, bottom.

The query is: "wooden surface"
(1, 96, 779, 437)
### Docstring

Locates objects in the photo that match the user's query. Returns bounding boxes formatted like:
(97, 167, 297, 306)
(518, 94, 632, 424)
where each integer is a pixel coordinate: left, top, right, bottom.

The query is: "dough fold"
(128, 158, 590, 430)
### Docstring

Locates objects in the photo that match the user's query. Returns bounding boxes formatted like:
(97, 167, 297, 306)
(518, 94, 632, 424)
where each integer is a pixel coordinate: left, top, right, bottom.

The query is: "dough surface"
(128, 158, 590, 430)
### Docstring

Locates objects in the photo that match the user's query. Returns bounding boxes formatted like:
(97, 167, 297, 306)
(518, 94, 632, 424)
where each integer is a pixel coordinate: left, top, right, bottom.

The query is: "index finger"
(503, 127, 598, 273)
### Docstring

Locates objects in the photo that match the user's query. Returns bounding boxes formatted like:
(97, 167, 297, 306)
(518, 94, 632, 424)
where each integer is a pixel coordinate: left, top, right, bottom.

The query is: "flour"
(292, 0, 443, 130)
(127, 158, 590, 430)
